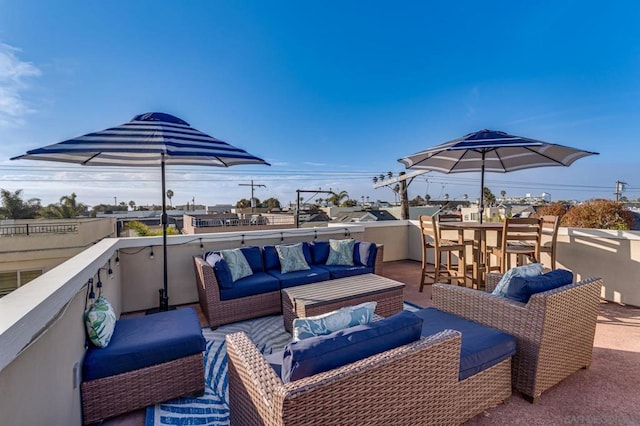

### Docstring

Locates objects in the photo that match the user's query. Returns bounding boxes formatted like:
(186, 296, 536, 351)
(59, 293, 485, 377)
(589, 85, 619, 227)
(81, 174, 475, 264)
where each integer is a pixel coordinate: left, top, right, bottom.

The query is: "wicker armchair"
(226, 327, 512, 425)
(432, 273, 603, 402)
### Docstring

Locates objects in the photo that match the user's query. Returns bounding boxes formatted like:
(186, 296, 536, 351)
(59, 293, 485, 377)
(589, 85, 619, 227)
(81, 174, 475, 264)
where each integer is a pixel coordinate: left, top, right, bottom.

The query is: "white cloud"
(0, 43, 41, 127)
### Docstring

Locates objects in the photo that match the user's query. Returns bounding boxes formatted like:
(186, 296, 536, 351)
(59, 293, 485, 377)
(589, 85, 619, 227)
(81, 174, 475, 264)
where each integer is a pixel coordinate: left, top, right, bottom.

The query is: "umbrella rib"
(522, 146, 567, 166)
(81, 152, 102, 165)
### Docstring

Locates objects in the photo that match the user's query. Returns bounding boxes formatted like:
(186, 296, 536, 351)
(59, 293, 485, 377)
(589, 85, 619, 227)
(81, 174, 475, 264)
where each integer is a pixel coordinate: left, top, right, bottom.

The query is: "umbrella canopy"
(12, 112, 269, 310)
(398, 129, 598, 222)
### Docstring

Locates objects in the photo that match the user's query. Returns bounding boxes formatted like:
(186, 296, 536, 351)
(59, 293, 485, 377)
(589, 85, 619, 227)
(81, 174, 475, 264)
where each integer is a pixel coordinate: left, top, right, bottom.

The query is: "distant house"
(333, 210, 398, 223)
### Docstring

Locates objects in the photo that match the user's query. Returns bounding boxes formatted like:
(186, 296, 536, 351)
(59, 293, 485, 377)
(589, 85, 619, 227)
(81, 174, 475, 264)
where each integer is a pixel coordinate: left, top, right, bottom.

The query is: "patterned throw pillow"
(219, 248, 253, 282)
(292, 301, 377, 341)
(492, 263, 544, 297)
(275, 243, 310, 274)
(85, 296, 117, 348)
(325, 238, 355, 266)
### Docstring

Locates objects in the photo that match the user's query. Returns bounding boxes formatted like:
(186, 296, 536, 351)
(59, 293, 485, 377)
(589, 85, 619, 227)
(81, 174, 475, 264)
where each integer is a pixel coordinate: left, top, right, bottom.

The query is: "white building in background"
(500, 192, 552, 204)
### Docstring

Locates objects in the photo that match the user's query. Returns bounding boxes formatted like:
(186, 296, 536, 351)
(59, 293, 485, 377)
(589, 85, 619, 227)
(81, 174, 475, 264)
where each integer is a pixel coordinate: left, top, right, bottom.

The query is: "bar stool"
(539, 215, 560, 269)
(419, 215, 468, 291)
(488, 217, 542, 273)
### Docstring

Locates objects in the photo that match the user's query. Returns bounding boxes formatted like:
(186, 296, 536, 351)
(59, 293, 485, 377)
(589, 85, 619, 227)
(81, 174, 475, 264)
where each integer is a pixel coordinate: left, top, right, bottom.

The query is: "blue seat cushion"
(318, 264, 373, 279)
(281, 310, 423, 382)
(83, 308, 205, 381)
(267, 265, 330, 288)
(506, 269, 574, 303)
(219, 272, 280, 300)
(413, 308, 516, 381)
(264, 243, 312, 271)
(353, 242, 377, 267)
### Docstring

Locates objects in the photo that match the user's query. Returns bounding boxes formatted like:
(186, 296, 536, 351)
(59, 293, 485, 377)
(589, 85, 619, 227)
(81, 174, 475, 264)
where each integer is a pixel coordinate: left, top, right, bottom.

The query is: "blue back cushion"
(264, 243, 312, 270)
(310, 241, 330, 264)
(414, 308, 516, 380)
(240, 246, 263, 273)
(506, 269, 574, 303)
(204, 252, 234, 289)
(353, 242, 377, 267)
(83, 308, 205, 381)
(282, 310, 423, 382)
(219, 272, 281, 300)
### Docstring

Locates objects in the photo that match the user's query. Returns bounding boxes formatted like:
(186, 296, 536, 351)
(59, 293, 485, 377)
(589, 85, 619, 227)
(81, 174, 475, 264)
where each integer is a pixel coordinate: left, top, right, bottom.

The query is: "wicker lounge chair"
(226, 327, 512, 425)
(432, 273, 603, 402)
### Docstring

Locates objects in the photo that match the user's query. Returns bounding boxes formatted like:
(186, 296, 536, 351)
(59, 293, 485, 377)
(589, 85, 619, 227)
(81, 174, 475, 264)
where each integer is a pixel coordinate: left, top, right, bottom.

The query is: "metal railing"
(0, 223, 79, 236)
(192, 216, 295, 228)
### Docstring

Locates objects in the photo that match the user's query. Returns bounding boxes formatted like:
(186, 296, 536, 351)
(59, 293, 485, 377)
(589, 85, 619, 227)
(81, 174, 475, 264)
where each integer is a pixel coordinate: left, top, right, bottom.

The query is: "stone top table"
(281, 273, 405, 333)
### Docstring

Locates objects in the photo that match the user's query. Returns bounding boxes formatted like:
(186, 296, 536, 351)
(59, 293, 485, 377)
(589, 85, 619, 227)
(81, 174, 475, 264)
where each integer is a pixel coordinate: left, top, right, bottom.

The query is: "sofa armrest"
(432, 284, 534, 339)
(227, 329, 462, 425)
(226, 332, 284, 425)
(373, 244, 384, 275)
(193, 256, 222, 326)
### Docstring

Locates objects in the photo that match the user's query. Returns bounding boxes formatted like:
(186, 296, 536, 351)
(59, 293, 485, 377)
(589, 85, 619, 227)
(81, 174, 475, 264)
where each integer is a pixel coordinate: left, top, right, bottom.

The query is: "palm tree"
(129, 200, 136, 211)
(500, 190, 506, 200)
(327, 190, 348, 206)
(0, 189, 41, 219)
(166, 189, 174, 208)
(42, 193, 87, 218)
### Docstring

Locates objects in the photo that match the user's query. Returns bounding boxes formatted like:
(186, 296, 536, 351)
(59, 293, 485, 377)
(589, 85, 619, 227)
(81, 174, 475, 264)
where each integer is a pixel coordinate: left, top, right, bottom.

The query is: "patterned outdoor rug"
(145, 303, 420, 426)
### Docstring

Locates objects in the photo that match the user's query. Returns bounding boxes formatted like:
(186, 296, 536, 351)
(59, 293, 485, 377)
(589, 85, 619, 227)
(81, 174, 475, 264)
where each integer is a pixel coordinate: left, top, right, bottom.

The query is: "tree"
(561, 199, 633, 230)
(444, 193, 449, 201)
(261, 197, 281, 210)
(409, 195, 425, 206)
(40, 193, 88, 218)
(342, 199, 358, 207)
(129, 200, 136, 211)
(536, 202, 568, 219)
(126, 220, 178, 236)
(483, 187, 496, 207)
(166, 189, 174, 207)
(500, 190, 506, 199)
(327, 190, 348, 206)
(236, 198, 251, 209)
(425, 194, 431, 204)
(0, 189, 41, 219)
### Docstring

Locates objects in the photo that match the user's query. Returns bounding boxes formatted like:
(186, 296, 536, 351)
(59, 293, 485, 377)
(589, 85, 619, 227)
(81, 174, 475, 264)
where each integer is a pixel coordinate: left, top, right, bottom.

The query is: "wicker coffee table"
(282, 273, 405, 333)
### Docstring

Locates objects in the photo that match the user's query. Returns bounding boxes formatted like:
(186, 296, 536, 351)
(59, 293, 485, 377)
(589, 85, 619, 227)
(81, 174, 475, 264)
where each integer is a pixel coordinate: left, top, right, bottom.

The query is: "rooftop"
(1, 221, 639, 424)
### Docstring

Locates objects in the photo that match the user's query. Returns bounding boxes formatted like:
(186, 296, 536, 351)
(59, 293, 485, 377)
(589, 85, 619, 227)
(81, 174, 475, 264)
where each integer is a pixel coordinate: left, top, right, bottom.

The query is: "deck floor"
(108, 260, 640, 425)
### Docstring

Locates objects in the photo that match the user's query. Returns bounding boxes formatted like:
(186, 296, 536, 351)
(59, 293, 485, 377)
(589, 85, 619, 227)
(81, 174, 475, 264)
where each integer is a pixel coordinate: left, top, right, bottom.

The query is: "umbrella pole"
(479, 151, 485, 224)
(160, 156, 169, 311)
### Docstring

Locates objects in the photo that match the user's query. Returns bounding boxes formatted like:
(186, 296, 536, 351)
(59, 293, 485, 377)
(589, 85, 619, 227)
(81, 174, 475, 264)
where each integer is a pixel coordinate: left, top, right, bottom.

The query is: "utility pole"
(615, 180, 627, 202)
(239, 180, 266, 213)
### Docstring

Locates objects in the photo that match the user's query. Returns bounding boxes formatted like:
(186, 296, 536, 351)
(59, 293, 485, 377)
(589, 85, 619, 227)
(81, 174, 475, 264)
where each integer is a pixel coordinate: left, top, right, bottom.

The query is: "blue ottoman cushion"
(413, 308, 516, 380)
(83, 308, 205, 381)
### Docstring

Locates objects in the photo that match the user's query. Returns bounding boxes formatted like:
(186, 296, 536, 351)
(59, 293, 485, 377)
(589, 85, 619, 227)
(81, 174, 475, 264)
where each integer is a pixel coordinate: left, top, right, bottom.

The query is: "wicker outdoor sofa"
(193, 241, 384, 328)
(226, 326, 512, 425)
(432, 273, 603, 402)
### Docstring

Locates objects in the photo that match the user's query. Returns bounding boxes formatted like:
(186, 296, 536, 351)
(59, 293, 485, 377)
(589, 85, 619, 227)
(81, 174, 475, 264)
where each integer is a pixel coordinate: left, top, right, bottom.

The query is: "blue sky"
(1, 1, 639, 207)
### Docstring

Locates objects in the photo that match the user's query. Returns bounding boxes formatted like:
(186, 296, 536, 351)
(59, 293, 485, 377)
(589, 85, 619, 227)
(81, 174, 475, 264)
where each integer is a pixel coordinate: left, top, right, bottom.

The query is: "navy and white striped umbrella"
(12, 112, 269, 311)
(398, 129, 598, 221)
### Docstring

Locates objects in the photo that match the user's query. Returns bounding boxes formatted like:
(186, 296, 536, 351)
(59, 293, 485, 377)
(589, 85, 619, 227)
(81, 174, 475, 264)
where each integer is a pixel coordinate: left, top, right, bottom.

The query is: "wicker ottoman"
(81, 308, 206, 424)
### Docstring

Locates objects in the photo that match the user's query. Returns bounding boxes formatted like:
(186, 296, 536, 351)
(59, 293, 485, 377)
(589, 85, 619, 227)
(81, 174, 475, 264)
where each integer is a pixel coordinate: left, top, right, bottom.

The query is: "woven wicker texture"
(227, 330, 465, 425)
(432, 274, 602, 402)
(81, 353, 204, 424)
